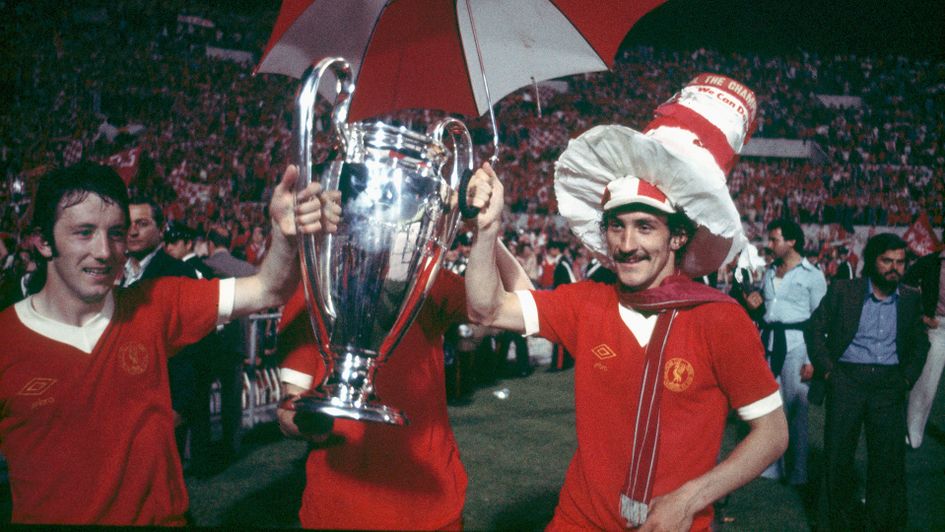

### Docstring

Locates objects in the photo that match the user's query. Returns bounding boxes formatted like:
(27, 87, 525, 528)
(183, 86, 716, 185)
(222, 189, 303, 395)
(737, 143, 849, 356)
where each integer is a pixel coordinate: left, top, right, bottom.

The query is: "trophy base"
(294, 396, 408, 426)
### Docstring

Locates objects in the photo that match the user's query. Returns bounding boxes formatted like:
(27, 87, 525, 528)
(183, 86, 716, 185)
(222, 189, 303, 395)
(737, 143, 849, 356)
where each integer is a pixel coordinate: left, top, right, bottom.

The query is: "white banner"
(177, 14, 215, 28)
(206, 46, 254, 65)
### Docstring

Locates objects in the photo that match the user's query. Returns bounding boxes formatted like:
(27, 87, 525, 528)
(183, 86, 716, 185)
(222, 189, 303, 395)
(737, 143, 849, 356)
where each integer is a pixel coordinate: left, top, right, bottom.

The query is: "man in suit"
(124, 198, 195, 285)
(903, 248, 945, 448)
(806, 233, 929, 530)
(124, 197, 210, 460)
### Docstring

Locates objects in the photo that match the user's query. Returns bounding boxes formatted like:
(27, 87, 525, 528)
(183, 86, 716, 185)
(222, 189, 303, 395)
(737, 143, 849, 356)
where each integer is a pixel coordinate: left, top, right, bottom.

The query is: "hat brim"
(602, 194, 675, 214)
(554, 124, 746, 278)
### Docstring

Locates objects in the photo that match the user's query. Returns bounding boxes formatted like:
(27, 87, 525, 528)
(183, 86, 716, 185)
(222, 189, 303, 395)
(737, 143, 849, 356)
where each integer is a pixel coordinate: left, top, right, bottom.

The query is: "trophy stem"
(295, 351, 408, 426)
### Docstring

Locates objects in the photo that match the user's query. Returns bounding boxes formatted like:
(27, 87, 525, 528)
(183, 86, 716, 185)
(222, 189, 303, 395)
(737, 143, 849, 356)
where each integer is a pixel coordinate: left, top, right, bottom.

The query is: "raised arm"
(232, 165, 340, 318)
(496, 239, 534, 292)
(465, 163, 526, 333)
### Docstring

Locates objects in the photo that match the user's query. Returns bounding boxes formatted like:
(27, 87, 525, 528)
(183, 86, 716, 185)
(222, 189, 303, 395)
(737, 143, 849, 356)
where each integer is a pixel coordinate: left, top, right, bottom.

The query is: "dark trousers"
(496, 330, 531, 377)
(550, 344, 573, 371)
(824, 363, 907, 531)
(191, 350, 244, 466)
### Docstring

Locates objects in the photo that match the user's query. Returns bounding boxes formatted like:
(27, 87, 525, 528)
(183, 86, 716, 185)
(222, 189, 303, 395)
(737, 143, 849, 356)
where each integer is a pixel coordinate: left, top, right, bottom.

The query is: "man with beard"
(464, 74, 788, 530)
(806, 233, 928, 530)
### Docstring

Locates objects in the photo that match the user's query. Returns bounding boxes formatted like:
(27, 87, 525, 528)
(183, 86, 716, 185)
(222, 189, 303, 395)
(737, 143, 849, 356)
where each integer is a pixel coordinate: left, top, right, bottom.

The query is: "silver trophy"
(292, 57, 476, 425)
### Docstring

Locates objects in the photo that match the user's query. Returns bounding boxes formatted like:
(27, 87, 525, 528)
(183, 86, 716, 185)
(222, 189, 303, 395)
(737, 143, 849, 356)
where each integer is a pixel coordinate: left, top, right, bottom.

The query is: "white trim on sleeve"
(515, 290, 540, 337)
(736, 390, 783, 421)
(280, 367, 314, 390)
(216, 277, 236, 325)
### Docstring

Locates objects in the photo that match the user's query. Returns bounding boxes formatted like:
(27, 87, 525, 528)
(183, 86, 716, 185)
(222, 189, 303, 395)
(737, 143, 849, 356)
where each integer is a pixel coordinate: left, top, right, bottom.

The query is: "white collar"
(15, 293, 115, 354)
(618, 303, 658, 347)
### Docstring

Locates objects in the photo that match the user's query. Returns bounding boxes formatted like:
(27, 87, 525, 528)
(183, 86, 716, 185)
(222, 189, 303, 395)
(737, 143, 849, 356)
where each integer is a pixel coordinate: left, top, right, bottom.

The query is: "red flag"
(903, 212, 944, 257)
(104, 147, 142, 185)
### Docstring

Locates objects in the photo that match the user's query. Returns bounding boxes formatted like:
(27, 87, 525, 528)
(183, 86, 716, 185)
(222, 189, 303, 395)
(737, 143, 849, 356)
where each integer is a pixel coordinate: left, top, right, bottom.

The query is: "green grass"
(185, 365, 945, 530)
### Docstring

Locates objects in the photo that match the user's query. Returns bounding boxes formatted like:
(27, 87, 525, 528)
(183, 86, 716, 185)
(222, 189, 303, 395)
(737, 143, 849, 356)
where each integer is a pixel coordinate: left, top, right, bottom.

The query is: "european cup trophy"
(291, 57, 475, 425)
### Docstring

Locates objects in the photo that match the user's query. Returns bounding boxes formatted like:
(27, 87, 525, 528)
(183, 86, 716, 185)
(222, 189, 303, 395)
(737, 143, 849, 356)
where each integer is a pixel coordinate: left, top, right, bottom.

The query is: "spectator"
(514, 241, 540, 283)
(833, 245, 855, 280)
(197, 226, 258, 475)
(746, 219, 827, 489)
(806, 233, 928, 530)
(903, 247, 945, 449)
(244, 224, 269, 266)
(124, 195, 210, 461)
(164, 222, 214, 279)
(546, 240, 576, 372)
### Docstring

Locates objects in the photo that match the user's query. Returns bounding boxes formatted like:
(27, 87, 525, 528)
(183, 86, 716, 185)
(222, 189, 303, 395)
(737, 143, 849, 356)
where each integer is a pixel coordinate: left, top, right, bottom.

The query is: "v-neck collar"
(14, 293, 115, 354)
(618, 303, 658, 348)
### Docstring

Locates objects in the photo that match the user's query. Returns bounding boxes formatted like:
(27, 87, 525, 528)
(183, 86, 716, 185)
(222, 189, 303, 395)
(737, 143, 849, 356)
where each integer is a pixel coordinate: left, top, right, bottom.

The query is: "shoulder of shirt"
(798, 258, 819, 271)
(556, 279, 615, 298)
(684, 298, 745, 317)
(123, 275, 202, 294)
(898, 282, 921, 297)
(829, 277, 863, 294)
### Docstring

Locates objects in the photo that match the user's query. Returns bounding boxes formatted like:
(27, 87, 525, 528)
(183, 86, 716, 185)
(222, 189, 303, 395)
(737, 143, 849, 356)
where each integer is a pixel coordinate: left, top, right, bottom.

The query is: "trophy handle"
(295, 56, 355, 191)
(431, 118, 478, 218)
(293, 57, 355, 366)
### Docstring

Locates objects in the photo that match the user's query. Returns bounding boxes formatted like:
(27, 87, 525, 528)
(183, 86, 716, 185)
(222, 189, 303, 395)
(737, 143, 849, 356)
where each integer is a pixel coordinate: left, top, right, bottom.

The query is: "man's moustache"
(613, 252, 648, 263)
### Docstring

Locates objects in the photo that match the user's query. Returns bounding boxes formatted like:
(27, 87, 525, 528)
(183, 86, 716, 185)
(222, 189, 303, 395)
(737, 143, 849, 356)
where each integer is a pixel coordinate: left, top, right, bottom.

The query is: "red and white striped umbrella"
(256, 0, 665, 124)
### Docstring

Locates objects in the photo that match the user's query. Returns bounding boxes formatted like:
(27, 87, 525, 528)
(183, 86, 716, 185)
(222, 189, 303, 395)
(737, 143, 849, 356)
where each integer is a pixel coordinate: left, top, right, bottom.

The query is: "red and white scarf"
(618, 275, 732, 527)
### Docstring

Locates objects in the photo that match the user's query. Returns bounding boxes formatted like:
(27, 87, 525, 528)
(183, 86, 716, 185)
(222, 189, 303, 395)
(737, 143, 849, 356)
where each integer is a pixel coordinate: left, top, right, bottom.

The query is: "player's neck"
(33, 282, 110, 327)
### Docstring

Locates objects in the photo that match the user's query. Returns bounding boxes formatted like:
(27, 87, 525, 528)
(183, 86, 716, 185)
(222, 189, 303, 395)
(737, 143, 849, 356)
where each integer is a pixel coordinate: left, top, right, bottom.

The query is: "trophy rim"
(294, 396, 408, 426)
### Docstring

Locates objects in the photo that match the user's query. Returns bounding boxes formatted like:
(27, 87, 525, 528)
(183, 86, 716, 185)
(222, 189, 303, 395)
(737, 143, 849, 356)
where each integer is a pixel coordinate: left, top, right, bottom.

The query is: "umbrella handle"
(458, 168, 480, 219)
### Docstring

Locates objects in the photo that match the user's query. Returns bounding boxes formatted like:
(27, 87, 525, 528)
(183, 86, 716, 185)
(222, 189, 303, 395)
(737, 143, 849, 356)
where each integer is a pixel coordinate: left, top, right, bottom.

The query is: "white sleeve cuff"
(280, 367, 314, 390)
(736, 390, 783, 421)
(216, 278, 236, 326)
(515, 290, 540, 337)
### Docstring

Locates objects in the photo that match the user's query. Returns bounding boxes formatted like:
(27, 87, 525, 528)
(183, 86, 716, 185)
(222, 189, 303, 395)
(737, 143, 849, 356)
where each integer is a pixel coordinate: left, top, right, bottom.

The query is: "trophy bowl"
(292, 57, 474, 425)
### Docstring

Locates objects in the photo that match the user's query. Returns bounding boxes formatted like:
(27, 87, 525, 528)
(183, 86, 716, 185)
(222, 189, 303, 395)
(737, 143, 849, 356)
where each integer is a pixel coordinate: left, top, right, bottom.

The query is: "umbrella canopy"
(257, 0, 665, 122)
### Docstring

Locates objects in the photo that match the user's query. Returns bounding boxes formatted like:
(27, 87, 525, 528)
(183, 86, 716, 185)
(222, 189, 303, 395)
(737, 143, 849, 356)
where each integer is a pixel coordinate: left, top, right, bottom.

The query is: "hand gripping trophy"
(291, 57, 477, 425)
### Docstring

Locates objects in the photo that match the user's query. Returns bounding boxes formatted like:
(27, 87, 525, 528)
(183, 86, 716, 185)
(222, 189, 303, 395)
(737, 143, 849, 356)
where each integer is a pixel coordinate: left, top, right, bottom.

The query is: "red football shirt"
(0, 277, 219, 525)
(531, 281, 778, 531)
(278, 271, 468, 530)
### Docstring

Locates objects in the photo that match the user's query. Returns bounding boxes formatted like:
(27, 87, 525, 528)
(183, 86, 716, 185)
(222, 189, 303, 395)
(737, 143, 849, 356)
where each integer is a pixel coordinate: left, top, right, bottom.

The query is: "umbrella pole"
(464, 0, 499, 165)
(532, 77, 543, 118)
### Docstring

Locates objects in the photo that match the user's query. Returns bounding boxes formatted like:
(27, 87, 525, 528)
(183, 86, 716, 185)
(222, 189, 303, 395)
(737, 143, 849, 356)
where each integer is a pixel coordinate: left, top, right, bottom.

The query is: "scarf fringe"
(620, 494, 648, 528)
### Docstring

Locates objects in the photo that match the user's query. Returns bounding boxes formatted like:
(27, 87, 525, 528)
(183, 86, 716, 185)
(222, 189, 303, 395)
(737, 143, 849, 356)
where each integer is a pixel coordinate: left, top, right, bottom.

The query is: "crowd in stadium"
(2, 2, 944, 529)
(3, 3, 943, 283)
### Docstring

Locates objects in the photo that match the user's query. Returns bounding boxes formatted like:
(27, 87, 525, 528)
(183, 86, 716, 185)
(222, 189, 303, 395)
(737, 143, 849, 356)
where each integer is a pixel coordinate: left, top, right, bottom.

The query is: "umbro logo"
(591, 344, 617, 360)
(18, 377, 57, 396)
